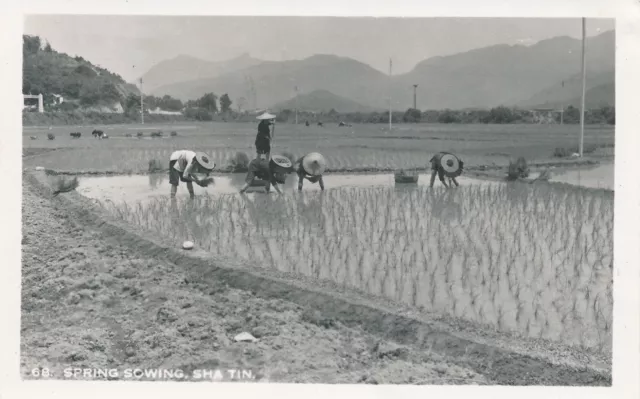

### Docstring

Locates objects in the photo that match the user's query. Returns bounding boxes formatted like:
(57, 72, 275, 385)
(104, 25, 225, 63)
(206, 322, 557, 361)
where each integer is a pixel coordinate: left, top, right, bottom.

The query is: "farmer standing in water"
(239, 154, 292, 194)
(169, 150, 216, 199)
(429, 151, 464, 188)
(255, 112, 276, 159)
(295, 152, 327, 191)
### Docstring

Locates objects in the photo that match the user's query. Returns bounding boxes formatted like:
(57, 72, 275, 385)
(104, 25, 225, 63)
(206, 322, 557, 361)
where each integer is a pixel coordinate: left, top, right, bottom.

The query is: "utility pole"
(560, 80, 564, 125)
(388, 58, 392, 130)
(413, 84, 418, 110)
(295, 85, 299, 124)
(579, 17, 587, 157)
(139, 78, 144, 125)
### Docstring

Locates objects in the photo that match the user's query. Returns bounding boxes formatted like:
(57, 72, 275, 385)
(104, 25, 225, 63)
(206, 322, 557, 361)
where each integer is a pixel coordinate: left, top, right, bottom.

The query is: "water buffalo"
(92, 129, 104, 139)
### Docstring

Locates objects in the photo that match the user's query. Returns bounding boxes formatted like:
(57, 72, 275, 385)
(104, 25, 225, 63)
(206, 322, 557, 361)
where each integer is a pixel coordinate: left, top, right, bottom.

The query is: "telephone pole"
(388, 58, 392, 130)
(295, 85, 299, 124)
(579, 17, 587, 157)
(413, 84, 418, 109)
(139, 78, 144, 125)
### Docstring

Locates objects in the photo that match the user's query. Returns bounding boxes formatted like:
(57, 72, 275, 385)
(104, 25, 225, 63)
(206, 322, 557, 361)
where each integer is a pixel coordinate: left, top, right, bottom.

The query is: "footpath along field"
(21, 121, 614, 385)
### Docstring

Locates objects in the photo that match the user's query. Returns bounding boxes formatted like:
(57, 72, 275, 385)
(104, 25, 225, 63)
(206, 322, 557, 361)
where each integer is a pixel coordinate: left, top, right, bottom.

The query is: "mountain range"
(140, 53, 262, 93)
(144, 30, 615, 111)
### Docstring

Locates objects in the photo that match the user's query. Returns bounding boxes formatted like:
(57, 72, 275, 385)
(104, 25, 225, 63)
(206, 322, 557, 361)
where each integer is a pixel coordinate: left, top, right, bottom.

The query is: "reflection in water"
(550, 164, 614, 190)
(78, 172, 498, 205)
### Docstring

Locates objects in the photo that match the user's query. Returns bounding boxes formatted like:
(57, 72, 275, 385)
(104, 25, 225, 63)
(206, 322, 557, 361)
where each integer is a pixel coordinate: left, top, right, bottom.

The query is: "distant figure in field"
(429, 152, 464, 188)
(239, 155, 292, 194)
(317, 121, 324, 127)
(305, 120, 310, 127)
(168, 150, 215, 200)
(338, 121, 352, 127)
(255, 112, 276, 159)
(295, 152, 326, 191)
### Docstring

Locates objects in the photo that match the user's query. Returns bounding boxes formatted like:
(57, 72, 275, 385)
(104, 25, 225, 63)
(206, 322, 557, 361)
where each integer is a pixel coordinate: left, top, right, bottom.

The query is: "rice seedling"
(99, 182, 613, 352)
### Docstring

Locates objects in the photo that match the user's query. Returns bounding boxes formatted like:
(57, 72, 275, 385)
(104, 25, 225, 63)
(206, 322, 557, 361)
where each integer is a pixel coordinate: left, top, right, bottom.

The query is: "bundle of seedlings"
(229, 151, 250, 172)
(148, 159, 164, 173)
(195, 176, 215, 187)
(51, 176, 79, 196)
(506, 156, 530, 181)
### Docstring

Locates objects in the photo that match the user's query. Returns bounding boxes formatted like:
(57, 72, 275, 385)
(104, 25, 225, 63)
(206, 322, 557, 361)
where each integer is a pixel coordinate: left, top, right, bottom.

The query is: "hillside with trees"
(22, 35, 140, 111)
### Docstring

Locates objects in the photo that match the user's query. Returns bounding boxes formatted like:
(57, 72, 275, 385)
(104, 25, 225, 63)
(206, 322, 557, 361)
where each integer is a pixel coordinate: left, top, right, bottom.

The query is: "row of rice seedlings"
(101, 182, 613, 351)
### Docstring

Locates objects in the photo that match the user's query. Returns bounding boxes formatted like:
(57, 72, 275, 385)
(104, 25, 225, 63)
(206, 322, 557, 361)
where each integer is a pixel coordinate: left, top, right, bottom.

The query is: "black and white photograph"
(2, 0, 640, 397)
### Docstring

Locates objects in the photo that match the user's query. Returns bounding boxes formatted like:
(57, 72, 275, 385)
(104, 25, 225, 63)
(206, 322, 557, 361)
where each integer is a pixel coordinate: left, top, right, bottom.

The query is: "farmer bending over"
(429, 152, 463, 188)
(295, 152, 326, 191)
(169, 150, 215, 199)
(239, 155, 292, 194)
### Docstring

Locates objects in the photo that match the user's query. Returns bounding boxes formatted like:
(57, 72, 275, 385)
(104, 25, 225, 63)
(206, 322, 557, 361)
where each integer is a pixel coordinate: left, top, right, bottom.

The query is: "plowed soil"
(21, 178, 489, 384)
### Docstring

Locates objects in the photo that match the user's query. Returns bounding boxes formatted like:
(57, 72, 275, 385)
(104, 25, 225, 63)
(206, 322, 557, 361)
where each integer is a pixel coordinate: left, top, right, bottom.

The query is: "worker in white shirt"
(168, 150, 216, 199)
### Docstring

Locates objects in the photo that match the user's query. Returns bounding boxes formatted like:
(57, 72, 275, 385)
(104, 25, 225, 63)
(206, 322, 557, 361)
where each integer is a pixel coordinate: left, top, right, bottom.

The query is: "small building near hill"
(148, 107, 183, 116)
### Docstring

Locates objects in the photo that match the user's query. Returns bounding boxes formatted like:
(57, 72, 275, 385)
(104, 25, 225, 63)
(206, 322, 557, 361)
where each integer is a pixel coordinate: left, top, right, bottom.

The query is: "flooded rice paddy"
(81, 169, 613, 352)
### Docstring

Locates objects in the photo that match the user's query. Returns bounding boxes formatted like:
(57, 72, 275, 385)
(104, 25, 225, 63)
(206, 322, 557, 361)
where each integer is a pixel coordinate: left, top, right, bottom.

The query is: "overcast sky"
(23, 16, 614, 83)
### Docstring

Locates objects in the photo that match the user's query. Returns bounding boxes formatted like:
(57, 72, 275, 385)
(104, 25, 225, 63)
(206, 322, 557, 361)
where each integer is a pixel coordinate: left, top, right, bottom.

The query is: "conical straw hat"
(439, 153, 463, 178)
(302, 152, 326, 176)
(195, 152, 216, 170)
(270, 154, 293, 169)
(256, 112, 276, 120)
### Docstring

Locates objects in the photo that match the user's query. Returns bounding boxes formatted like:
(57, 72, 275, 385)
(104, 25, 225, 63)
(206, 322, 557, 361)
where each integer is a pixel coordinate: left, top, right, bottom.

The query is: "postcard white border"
(1, 1, 638, 398)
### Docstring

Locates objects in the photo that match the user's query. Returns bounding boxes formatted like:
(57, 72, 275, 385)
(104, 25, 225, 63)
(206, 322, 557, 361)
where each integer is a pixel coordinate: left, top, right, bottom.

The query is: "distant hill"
(150, 30, 615, 110)
(272, 89, 378, 113)
(22, 35, 140, 110)
(396, 30, 615, 109)
(152, 54, 391, 109)
(527, 81, 614, 109)
(519, 69, 614, 108)
(141, 53, 262, 93)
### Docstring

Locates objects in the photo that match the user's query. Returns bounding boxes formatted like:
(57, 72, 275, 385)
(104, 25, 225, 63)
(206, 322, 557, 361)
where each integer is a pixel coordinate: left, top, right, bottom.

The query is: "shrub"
(136, 131, 144, 138)
(125, 133, 133, 138)
(507, 157, 529, 181)
(148, 159, 164, 173)
(229, 151, 250, 172)
(150, 131, 164, 138)
(47, 133, 55, 140)
(170, 131, 178, 137)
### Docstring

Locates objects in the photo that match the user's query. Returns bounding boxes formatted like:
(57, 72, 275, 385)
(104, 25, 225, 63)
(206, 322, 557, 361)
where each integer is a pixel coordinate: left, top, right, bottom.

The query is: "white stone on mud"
(234, 332, 258, 343)
(182, 241, 194, 250)
(35, 166, 45, 171)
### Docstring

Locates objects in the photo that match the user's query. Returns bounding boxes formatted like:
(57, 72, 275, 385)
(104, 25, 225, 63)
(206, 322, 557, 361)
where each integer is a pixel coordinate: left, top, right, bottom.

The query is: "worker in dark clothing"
(429, 152, 463, 188)
(239, 155, 292, 194)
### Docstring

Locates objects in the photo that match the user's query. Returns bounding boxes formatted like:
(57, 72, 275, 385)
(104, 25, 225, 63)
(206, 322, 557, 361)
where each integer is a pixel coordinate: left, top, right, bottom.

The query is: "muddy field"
(22, 122, 615, 173)
(20, 121, 615, 385)
(22, 178, 495, 384)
